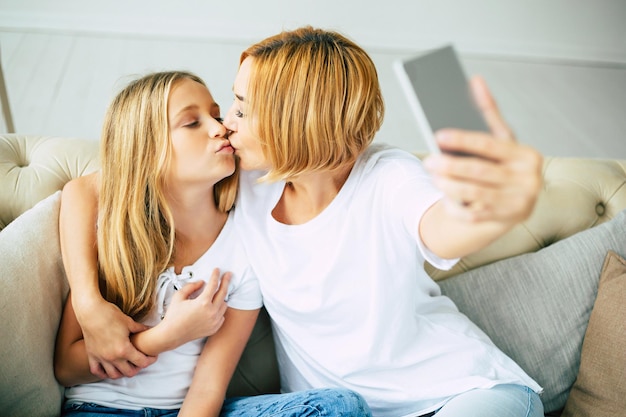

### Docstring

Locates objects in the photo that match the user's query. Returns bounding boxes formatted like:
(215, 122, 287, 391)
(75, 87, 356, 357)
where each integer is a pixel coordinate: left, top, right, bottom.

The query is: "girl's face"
(223, 57, 269, 171)
(167, 78, 235, 187)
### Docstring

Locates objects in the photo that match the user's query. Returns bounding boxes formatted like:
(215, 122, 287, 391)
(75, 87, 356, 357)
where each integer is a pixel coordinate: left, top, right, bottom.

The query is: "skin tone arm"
(54, 274, 231, 387)
(60, 174, 155, 378)
(130, 273, 230, 357)
(59, 175, 230, 379)
(178, 307, 260, 417)
(420, 76, 543, 259)
(54, 292, 100, 386)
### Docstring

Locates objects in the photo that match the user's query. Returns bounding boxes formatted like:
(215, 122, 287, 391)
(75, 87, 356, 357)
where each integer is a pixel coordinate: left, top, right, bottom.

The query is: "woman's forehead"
(233, 57, 253, 99)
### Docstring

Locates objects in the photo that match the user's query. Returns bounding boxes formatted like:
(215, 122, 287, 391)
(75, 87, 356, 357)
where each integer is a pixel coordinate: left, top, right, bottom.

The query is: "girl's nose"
(210, 117, 228, 138)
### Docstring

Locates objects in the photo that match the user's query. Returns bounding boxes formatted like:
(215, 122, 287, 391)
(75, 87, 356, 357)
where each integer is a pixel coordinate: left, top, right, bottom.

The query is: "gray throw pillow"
(438, 209, 626, 413)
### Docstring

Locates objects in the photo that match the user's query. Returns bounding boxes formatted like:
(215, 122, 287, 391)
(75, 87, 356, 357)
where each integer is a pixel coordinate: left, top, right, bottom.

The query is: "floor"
(1, 28, 625, 159)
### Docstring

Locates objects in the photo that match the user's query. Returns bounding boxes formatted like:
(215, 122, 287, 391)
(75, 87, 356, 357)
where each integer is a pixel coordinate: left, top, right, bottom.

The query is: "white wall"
(1, 0, 624, 63)
(1, 1, 625, 157)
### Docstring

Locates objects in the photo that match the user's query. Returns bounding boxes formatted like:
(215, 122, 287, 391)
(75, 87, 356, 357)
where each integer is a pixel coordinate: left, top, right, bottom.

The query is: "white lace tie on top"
(156, 268, 194, 320)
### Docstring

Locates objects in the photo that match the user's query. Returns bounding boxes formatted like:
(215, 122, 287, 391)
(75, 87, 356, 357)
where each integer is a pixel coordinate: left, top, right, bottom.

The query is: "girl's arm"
(178, 307, 261, 417)
(54, 275, 232, 387)
(60, 174, 155, 378)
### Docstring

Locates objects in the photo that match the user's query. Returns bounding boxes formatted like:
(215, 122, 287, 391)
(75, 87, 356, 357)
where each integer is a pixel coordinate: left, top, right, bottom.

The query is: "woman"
(221, 27, 544, 417)
(55, 70, 371, 417)
(61, 28, 545, 416)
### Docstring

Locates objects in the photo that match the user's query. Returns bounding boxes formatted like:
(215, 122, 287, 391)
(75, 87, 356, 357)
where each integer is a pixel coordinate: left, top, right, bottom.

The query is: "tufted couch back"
(0, 135, 99, 230)
(2, 134, 626, 280)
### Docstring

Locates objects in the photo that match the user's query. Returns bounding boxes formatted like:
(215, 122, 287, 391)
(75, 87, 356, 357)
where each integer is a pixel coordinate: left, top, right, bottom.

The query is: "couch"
(1, 134, 625, 417)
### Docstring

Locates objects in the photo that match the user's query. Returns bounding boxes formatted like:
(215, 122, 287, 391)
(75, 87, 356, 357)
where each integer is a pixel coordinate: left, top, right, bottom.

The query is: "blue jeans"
(62, 403, 177, 417)
(62, 388, 372, 417)
(221, 388, 372, 417)
(433, 384, 544, 417)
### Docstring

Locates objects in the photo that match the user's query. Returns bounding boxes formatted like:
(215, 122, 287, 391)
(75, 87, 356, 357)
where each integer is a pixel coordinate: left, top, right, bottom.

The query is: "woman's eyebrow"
(235, 93, 245, 102)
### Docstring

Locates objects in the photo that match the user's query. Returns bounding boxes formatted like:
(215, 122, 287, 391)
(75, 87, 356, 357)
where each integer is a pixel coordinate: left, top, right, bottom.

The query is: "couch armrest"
(0, 134, 99, 230)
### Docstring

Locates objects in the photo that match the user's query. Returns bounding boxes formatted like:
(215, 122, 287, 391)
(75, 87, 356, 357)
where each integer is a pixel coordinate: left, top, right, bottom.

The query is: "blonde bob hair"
(241, 26, 385, 181)
(98, 71, 238, 320)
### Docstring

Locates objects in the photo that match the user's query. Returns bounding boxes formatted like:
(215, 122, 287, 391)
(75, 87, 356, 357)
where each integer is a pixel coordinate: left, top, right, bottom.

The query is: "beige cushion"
(0, 191, 67, 416)
(561, 251, 626, 417)
(0, 135, 99, 230)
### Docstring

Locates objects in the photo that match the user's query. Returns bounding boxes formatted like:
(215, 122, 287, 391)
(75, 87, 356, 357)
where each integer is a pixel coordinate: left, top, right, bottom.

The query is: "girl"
(55, 70, 371, 417)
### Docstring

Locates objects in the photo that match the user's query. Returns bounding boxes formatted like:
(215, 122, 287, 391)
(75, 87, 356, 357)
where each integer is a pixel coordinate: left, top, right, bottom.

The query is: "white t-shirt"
(65, 211, 262, 410)
(234, 144, 541, 417)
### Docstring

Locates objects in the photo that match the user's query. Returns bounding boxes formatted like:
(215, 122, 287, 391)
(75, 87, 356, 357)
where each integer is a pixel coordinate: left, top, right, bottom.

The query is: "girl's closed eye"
(235, 110, 244, 118)
(183, 120, 200, 128)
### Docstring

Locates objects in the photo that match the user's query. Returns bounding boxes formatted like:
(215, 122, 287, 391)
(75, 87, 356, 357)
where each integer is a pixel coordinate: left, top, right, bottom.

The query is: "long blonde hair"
(97, 71, 238, 320)
(241, 26, 385, 181)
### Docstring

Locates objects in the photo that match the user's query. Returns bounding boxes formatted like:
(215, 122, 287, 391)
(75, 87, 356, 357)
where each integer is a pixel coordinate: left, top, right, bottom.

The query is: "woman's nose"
(222, 104, 237, 132)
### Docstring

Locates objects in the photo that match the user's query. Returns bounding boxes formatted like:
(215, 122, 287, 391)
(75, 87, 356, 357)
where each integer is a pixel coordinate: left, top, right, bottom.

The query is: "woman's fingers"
(424, 139, 543, 223)
(469, 75, 515, 141)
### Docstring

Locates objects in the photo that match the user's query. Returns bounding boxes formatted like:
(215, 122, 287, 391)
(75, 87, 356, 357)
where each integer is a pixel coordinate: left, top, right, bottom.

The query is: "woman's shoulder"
(237, 170, 284, 209)
(357, 143, 423, 174)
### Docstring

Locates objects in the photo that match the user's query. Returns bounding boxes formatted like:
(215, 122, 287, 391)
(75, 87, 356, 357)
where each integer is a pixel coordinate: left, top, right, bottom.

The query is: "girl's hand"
(159, 269, 231, 348)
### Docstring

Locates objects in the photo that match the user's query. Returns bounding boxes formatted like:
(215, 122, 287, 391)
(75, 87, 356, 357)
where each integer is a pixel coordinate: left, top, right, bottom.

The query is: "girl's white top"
(65, 211, 262, 410)
(234, 144, 541, 417)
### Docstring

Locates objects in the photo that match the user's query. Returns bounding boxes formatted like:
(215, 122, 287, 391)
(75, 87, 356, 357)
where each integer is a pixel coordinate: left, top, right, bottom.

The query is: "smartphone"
(394, 45, 489, 155)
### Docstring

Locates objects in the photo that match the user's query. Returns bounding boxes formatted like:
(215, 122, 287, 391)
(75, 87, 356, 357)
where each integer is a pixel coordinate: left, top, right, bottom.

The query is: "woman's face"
(223, 57, 269, 171)
(167, 78, 235, 187)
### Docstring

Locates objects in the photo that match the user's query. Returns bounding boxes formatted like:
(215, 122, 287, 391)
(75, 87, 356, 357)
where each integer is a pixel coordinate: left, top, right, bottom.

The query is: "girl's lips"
(217, 143, 235, 154)
(216, 140, 235, 154)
